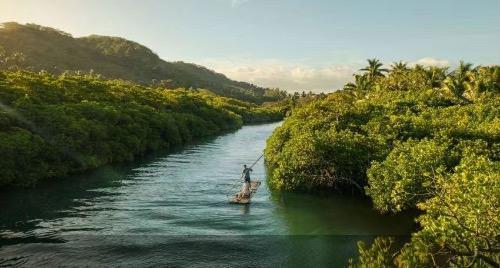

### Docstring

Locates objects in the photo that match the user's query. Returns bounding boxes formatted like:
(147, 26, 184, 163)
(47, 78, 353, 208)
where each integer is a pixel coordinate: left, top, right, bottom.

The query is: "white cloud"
(411, 57, 449, 67)
(198, 57, 454, 92)
(200, 59, 356, 92)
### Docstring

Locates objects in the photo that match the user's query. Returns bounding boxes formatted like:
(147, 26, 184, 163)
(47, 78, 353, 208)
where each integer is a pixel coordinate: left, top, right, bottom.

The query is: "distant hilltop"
(0, 22, 286, 103)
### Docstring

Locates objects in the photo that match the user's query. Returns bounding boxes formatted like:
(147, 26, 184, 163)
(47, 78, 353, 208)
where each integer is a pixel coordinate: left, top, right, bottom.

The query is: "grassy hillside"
(265, 60, 499, 267)
(0, 70, 283, 188)
(0, 22, 286, 103)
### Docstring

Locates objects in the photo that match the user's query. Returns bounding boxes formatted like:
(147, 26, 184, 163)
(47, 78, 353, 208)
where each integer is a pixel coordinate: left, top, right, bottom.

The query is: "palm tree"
(457, 61, 473, 74)
(443, 61, 473, 100)
(425, 66, 449, 88)
(463, 66, 500, 100)
(413, 64, 426, 73)
(360, 59, 388, 79)
(390, 61, 409, 73)
(344, 74, 372, 93)
(453, 61, 473, 81)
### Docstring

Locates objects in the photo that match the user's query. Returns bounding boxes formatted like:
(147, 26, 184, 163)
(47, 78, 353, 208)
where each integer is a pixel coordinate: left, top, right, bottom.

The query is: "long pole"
(249, 154, 264, 169)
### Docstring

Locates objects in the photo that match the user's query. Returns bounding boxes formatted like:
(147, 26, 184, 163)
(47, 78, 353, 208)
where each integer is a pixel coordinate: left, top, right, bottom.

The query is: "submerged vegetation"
(0, 71, 284, 188)
(265, 60, 499, 267)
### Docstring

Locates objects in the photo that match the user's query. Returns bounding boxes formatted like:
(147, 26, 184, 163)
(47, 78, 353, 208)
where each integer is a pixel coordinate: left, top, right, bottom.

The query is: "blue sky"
(1, 0, 499, 91)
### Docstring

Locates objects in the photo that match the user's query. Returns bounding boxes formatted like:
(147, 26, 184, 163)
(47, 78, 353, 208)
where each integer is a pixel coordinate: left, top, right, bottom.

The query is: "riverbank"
(0, 71, 284, 188)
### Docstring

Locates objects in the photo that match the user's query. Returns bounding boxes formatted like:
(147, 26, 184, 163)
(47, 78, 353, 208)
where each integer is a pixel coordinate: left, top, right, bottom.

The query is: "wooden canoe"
(230, 180, 261, 204)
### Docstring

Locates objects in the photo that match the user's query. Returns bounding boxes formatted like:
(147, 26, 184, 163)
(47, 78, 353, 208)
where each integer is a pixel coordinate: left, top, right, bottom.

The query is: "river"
(0, 122, 416, 267)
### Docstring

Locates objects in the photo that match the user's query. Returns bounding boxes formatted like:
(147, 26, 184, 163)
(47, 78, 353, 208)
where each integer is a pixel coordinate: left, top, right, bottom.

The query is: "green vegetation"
(0, 70, 283, 188)
(265, 59, 499, 267)
(0, 22, 287, 103)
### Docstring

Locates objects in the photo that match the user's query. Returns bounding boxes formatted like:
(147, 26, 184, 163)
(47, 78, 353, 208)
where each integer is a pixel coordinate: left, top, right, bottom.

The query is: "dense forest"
(265, 60, 499, 267)
(0, 70, 285, 188)
(0, 22, 287, 103)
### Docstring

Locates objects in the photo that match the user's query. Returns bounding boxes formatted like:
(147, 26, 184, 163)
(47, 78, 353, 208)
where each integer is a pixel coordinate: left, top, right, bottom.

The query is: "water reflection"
(239, 204, 250, 215)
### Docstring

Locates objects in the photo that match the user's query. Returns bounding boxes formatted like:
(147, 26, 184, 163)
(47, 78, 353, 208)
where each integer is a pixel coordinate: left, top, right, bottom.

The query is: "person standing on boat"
(241, 164, 253, 197)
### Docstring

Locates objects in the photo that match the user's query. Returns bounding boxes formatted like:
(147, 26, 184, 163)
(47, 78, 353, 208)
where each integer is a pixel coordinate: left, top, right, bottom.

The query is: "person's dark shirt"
(243, 167, 252, 181)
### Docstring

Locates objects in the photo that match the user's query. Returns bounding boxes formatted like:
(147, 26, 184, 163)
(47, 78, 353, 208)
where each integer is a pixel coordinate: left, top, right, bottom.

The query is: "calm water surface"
(0, 122, 416, 267)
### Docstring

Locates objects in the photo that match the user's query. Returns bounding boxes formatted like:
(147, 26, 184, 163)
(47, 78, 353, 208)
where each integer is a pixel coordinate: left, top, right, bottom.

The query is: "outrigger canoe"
(230, 180, 261, 204)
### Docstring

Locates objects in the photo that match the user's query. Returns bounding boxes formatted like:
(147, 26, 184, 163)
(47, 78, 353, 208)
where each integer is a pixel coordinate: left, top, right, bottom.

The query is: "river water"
(0, 122, 415, 267)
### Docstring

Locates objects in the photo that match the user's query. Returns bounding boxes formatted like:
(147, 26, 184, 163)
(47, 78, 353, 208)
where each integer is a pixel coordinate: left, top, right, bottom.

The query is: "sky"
(1, 0, 499, 92)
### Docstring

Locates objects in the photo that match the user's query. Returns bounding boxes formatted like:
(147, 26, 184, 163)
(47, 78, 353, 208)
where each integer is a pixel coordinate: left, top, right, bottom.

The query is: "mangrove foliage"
(265, 60, 499, 267)
(0, 71, 283, 188)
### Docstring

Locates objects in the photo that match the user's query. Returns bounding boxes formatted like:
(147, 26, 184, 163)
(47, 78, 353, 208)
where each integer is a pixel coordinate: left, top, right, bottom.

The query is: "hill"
(0, 22, 286, 103)
(0, 70, 284, 188)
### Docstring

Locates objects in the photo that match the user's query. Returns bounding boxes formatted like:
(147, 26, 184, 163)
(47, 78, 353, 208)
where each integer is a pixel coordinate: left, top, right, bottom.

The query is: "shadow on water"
(269, 190, 418, 235)
(266, 188, 418, 266)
